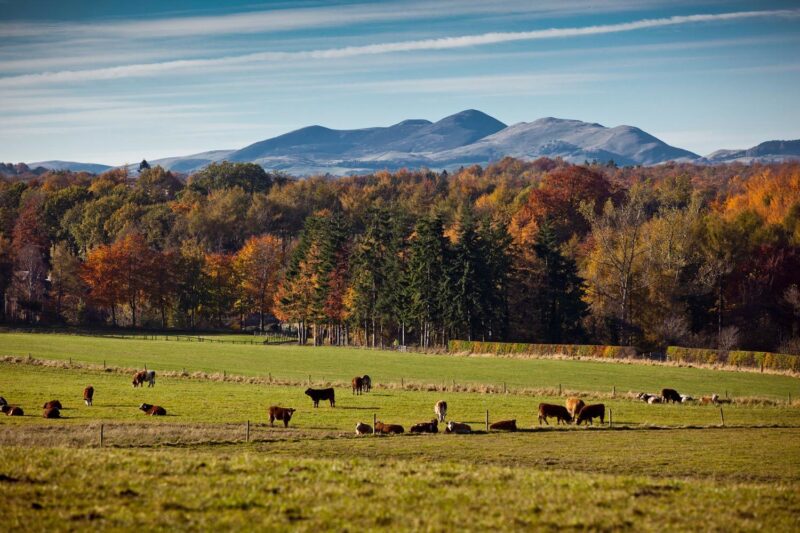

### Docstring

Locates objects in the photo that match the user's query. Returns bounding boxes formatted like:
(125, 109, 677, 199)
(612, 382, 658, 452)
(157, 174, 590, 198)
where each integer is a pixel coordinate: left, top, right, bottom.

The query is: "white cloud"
(1, 9, 796, 88)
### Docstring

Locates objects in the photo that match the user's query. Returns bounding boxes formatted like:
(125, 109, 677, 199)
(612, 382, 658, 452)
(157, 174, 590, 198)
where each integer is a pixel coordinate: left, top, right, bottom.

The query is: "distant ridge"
(703, 139, 800, 163)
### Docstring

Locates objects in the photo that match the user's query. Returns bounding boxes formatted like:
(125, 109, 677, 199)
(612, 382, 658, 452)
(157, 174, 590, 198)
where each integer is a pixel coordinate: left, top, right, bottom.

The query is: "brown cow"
(139, 403, 166, 416)
(352, 376, 364, 395)
(268, 406, 296, 428)
(575, 403, 605, 426)
(2, 405, 24, 416)
(489, 419, 517, 431)
(43, 407, 60, 419)
(661, 388, 681, 404)
(566, 397, 585, 418)
(43, 400, 62, 410)
(84, 386, 94, 406)
(445, 421, 472, 434)
(434, 400, 448, 422)
(410, 419, 439, 433)
(538, 403, 572, 425)
(132, 371, 147, 388)
(374, 421, 404, 434)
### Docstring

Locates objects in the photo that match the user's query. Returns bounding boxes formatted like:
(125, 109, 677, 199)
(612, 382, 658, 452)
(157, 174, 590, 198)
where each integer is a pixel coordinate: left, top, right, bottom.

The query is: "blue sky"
(1, 0, 799, 165)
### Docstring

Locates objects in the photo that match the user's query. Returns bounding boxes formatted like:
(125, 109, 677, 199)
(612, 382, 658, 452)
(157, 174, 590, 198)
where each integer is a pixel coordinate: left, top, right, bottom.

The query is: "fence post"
(612, 385, 616, 397)
(485, 410, 489, 432)
(558, 383, 561, 396)
(308, 374, 311, 385)
(401, 377, 404, 389)
(503, 382, 506, 394)
(69, 357, 72, 366)
(452, 379, 455, 391)
(269, 372, 272, 383)
(609, 409, 612, 428)
(719, 407, 725, 427)
(373, 413, 377, 436)
(246, 420, 250, 443)
(103, 360, 106, 369)
(100, 424, 104, 448)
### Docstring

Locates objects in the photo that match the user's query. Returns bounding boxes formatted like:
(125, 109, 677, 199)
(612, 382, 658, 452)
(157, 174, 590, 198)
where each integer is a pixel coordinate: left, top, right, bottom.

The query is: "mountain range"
(17, 110, 800, 176)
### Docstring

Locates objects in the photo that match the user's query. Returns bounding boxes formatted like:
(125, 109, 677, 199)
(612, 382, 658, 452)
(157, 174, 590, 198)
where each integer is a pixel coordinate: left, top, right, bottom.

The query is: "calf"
(83, 386, 94, 407)
(374, 421, 404, 434)
(565, 397, 585, 418)
(661, 388, 681, 404)
(489, 419, 517, 431)
(355, 422, 372, 435)
(362, 375, 372, 392)
(43, 400, 62, 410)
(410, 419, 439, 433)
(434, 400, 448, 422)
(445, 421, 472, 434)
(575, 403, 605, 426)
(305, 387, 335, 408)
(43, 407, 61, 419)
(268, 406, 296, 428)
(538, 403, 572, 425)
(139, 403, 166, 416)
(2, 405, 24, 416)
(352, 376, 364, 395)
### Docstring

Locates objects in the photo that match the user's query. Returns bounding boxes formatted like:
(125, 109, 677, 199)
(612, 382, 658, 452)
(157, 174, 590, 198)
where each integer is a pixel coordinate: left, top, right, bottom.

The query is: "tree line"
(1, 158, 798, 353)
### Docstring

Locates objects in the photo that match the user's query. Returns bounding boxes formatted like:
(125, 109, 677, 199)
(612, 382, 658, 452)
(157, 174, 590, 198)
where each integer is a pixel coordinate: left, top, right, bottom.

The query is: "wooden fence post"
(100, 424, 104, 448)
(558, 383, 561, 396)
(612, 385, 616, 397)
(485, 410, 489, 432)
(503, 382, 506, 394)
(373, 413, 377, 435)
(246, 420, 250, 442)
(719, 408, 725, 427)
(401, 377, 404, 388)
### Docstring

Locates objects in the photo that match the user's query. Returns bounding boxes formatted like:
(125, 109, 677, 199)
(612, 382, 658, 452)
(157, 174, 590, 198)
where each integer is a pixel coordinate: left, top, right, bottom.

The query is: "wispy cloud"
(1, 9, 796, 88)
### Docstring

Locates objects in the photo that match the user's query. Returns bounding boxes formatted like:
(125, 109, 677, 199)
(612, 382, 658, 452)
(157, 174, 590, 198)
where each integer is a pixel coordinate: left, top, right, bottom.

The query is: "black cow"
(305, 387, 335, 408)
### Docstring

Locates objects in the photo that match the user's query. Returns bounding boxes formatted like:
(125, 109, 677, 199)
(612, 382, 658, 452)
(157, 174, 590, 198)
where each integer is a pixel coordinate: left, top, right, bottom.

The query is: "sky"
(1, 0, 799, 165)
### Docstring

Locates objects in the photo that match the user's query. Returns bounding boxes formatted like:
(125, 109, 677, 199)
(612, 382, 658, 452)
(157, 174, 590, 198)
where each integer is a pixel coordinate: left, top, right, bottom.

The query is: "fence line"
(79, 332, 296, 346)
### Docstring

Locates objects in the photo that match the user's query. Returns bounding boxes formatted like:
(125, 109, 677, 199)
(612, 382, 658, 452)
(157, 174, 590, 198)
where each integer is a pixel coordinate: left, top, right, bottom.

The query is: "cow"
(362, 375, 372, 392)
(661, 388, 681, 404)
(268, 406, 296, 428)
(648, 396, 662, 404)
(43, 400, 62, 410)
(352, 376, 364, 395)
(2, 405, 24, 416)
(374, 421, 404, 434)
(139, 403, 166, 416)
(680, 394, 695, 403)
(410, 419, 439, 433)
(637, 392, 656, 402)
(566, 397, 586, 419)
(355, 422, 373, 435)
(575, 403, 605, 426)
(434, 400, 448, 423)
(305, 387, 335, 408)
(445, 421, 472, 434)
(132, 371, 146, 387)
(0, 396, 6, 406)
(489, 419, 517, 431)
(133, 370, 156, 388)
(84, 386, 94, 407)
(43, 407, 60, 419)
(538, 403, 572, 425)
(144, 370, 156, 388)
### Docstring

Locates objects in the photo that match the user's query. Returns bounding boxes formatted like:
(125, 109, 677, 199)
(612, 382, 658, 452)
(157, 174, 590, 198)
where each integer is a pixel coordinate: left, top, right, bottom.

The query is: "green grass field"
(2, 332, 799, 399)
(1, 333, 799, 530)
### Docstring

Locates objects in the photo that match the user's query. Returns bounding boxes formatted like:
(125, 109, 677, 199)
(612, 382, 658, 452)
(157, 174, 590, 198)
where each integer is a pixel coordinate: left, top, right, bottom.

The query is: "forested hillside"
(1, 158, 798, 353)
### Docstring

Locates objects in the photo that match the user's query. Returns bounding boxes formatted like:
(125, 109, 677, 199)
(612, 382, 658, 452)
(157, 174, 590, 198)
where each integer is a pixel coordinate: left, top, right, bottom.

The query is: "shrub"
(667, 346, 800, 372)
(448, 341, 635, 359)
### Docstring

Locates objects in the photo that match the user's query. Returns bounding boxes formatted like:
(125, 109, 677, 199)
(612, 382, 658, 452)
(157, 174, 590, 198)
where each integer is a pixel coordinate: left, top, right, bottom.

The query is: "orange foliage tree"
(234, 234, 284, 331)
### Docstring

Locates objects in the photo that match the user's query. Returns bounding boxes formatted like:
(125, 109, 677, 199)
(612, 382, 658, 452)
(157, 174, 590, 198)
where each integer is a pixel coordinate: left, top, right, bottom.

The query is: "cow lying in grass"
(565, 397, 585, 418)
(139, 403, 166, 416)
(43, 407, 60, 419)
(410, 419, 438, 433)
(445, 421, 472, 434)
(374, 421, 404, 434)
(575, 404, 605, 426)
(434, 400, 447, 422)
(538, 403, 572, 425)
(268, 406, 296, 428)
(84, 386, 94, 406)
(43, 400, 62, 410)
(355, 422, 372, 435)
(489, 419, 517, 431)
(305, 387, 335, 408)
(2, 405, 24, 416)
(0, 396, 6, 407)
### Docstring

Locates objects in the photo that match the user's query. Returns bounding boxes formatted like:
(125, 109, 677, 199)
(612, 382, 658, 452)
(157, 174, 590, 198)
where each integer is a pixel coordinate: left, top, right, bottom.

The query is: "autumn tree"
(234, 234, 284, 331)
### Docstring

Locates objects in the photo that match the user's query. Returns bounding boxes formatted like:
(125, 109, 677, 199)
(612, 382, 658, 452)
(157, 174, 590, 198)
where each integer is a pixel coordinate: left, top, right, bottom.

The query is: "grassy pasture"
(2, 332, 799, 399)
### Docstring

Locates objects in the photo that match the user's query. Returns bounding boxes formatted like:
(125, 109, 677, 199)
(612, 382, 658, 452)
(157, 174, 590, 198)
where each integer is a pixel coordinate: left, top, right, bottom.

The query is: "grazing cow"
(43, 407, 60, 419)
(0, 396, 7, 406)
(647, 396, 662, 404)
(352, 376, 364, 395)
(268, 406, 296, 428)
(445, 421, 472, 434)
(489, 419, 517, 431)
(84, 386, 94, 407)
(566, 397, 586, 419)
(132, 371, 146, 387)
(362, 375, 372, 392)
(575, 404, 605, 426)
(700, 395, 716, 405)
(139, 403, 166, 416)
(538, 403, 572, 425)
(2, 405, 24, 416)
(133, 370, 156, 388)
(661, 388, 681, 404)
(410, 419, 439, 433)
(434, 400, 448, 422)
(374, 421, 404, 434)
(355, 422, 373, 435)
(43, 400, 62, 410)
(144, 370, 156, 388)
(305, 387, 335, 408)
(680, 394, 694, 403)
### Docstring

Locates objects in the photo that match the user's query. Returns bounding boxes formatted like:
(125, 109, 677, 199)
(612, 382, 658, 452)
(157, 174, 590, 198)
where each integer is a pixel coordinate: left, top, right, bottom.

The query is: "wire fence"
(79, 332, 297, 345)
